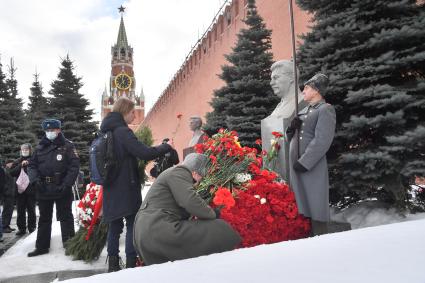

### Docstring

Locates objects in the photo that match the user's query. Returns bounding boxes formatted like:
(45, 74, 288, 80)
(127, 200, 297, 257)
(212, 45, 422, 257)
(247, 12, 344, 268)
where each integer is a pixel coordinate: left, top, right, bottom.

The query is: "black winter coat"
(100, 112, 172, 222)
(2, 168, 16, 198)
(28, 133, 80, 200)
(0, 166, 5, 199)
(9, 156, 36, 195)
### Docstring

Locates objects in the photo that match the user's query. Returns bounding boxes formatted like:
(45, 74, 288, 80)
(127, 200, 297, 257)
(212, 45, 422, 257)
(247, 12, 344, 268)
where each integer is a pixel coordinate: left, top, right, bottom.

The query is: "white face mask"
(21, 151, 30, 157)
(45, 131, 58, 141)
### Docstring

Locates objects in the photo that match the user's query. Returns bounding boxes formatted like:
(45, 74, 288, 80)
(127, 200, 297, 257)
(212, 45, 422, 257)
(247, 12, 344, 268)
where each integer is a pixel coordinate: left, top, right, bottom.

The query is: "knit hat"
(304, 73, 329, 95)
(41, 119, 61, 130)
(183, 153, 209, 177)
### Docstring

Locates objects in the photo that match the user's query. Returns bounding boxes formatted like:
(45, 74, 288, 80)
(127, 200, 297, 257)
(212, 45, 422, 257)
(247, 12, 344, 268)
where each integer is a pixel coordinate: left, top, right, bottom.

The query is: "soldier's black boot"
(16, 230, 26, 236)
(27, 248, 49, 257)
(108, 255, 121, 272)
(126, 257, 137, 268)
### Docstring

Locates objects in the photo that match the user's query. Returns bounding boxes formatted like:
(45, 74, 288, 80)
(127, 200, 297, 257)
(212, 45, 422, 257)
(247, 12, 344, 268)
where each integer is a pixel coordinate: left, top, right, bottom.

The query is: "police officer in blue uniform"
(27, 119, 80, 257)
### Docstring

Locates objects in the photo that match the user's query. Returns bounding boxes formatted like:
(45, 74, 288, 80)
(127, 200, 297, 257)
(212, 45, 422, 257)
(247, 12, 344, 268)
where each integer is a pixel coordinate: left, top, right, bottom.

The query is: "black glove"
(290, 117, 302, 130)
(197, 189, 210, 200)
(293, 161, 308, 172)
(213, 206, 224, 219)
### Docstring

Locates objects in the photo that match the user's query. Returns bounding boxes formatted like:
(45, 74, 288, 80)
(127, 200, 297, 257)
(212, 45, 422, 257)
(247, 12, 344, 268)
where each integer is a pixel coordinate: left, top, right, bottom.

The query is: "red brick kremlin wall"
(140, 0, 311, 160)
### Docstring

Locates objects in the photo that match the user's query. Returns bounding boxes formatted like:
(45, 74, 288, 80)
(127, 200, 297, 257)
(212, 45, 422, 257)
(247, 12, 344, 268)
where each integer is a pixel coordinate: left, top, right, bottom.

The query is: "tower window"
(120, 48, 126, 58)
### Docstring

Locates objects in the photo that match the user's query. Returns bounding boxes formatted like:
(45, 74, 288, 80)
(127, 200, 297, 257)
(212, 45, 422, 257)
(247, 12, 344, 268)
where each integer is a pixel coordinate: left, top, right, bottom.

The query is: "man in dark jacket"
(150, 138, 180, 178)
(27, 119, 80, 257)
(2, 159, 17, 233)
(100, 97, 173, 272)
(9, 143, 37, 236)
(0, 160, 5, 242)
(0, 160, 4, 195)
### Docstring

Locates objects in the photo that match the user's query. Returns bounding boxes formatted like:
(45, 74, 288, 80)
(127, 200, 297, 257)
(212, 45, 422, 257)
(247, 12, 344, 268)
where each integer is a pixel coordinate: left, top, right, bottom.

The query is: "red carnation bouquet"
(195, 129, 310, 247)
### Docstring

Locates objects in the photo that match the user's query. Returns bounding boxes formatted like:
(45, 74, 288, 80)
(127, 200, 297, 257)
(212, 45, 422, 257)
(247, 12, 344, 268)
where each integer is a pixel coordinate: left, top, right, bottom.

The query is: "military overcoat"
(133, 165, 241, 265)
(288, 100, 336, 222)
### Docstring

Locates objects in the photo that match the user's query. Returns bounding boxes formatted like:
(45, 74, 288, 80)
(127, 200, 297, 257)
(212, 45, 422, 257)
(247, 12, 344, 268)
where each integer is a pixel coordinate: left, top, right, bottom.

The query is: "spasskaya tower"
(101, 5, 144, 130)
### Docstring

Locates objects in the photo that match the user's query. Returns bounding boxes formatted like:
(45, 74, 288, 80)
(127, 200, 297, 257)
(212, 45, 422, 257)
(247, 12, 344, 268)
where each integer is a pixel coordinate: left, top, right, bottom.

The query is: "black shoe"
(107, 255, 122, 272)
(28, 228, 36, 233)
(3, 226, 16, 233)
(27, 248, 49, 257)
(126, 257, 137, 268)
(16, 230, 26, 236)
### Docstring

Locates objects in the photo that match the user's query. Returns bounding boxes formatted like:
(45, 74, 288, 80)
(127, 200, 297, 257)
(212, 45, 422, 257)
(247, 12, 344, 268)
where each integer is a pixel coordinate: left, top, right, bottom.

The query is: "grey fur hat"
(304, 73, 329, 95)
(183, 153, 209, 177)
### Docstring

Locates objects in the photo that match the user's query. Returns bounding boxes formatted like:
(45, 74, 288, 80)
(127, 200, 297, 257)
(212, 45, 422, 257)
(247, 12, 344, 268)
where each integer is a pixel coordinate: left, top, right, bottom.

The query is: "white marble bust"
(261, 60, 305, 181)
(268, 60, 304, 118)
(188, 116, 205, 147)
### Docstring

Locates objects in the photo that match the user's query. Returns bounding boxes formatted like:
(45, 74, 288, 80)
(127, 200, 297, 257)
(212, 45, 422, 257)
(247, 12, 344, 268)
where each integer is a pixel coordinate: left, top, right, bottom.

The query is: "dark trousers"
(35, 193, 75, 249)
(2, 195, 15, 228)
(16, 193, 36, 232)
(107, 214, 136, 258)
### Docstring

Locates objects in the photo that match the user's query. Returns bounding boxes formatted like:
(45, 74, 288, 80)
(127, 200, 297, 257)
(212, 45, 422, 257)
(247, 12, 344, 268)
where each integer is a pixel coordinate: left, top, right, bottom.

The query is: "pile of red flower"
(195, 129, 310, 248)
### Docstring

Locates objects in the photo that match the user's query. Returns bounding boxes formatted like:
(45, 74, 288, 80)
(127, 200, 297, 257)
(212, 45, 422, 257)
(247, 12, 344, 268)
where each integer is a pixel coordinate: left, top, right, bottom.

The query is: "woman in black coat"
(9, 144, 37, 236)
(100, 97, 172, 272)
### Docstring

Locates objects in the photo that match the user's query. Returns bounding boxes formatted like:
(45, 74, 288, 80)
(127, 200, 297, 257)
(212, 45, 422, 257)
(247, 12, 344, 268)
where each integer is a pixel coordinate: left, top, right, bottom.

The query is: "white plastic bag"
(16, 168, 30, 194)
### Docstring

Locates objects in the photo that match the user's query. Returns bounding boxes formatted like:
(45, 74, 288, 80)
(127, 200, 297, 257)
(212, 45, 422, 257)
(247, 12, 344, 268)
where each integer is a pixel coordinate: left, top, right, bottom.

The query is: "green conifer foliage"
(27, 72, 49, 140)
(0, 58, 35, 160)
(296, 0, 425, 208)
(135, 126, 154, 184)
(48, 55, 98, 181)
(204, 0, 279, 147)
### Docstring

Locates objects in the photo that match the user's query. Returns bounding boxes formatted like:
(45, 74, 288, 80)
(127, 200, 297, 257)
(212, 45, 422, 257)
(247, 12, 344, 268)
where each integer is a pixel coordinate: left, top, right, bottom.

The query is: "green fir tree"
(0, 58, 35, 160)
(27, 72, 49, 140)
(204, 0, 279, 147)
(135, 126, 154, 184)
(48, 55, 98, 182)
(296, 0, 425, 208)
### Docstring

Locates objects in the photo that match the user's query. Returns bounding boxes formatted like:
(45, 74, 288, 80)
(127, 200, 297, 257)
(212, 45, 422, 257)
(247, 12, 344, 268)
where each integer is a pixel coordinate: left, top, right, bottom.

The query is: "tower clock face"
(115, 73, 132, 90)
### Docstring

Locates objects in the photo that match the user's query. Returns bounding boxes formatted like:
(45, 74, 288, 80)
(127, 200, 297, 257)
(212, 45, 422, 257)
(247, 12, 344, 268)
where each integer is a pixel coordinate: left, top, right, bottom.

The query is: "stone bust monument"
(183, 116, 206, 159)
(188, 116, 205, 147)
(261, 60, 306, 181)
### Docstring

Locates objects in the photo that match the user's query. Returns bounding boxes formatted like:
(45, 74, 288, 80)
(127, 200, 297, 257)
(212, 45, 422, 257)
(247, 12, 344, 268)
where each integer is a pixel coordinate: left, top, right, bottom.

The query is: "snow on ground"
(63, 218, 425, 283)
(331, 201, 425, 229)
(0, 183, 424, 281)
(0, 221, 108, 277)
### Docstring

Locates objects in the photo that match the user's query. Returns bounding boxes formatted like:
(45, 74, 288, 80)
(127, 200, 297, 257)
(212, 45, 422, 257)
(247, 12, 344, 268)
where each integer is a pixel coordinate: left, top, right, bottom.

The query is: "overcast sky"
(0, 0, 227, 122)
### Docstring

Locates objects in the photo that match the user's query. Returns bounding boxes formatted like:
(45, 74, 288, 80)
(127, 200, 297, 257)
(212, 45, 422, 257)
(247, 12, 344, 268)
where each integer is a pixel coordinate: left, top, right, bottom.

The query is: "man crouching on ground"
(133, 153, 241, 265)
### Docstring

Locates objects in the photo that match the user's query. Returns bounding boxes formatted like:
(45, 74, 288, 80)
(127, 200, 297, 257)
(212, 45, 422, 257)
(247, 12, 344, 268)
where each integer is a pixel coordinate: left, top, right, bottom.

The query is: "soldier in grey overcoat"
(133, 153, 241, 265)
(286, 73, 336, 236)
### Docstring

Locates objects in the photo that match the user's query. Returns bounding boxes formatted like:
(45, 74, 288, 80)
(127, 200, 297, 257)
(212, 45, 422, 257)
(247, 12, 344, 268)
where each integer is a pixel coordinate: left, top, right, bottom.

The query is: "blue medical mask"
(45, 131, 58, 141)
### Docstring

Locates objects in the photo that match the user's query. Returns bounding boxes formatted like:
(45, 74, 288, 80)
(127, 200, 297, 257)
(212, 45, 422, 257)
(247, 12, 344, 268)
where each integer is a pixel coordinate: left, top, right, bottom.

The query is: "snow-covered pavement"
(63, 217, 425, 283)
(0, 199, 424, 282)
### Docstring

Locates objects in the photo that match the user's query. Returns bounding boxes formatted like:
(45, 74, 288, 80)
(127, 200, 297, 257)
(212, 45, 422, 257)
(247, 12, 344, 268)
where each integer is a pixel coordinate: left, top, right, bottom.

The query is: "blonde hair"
(112, 97, 135, 116)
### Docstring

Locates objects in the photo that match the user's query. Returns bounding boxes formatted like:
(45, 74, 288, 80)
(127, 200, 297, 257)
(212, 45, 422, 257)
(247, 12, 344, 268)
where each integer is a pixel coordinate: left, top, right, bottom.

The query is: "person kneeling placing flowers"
(133, 153, 241, 265)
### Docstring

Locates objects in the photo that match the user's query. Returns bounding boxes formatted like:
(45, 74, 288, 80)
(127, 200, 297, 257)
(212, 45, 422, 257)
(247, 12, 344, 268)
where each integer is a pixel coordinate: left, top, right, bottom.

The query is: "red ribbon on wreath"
(85, 186, 103, 241)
